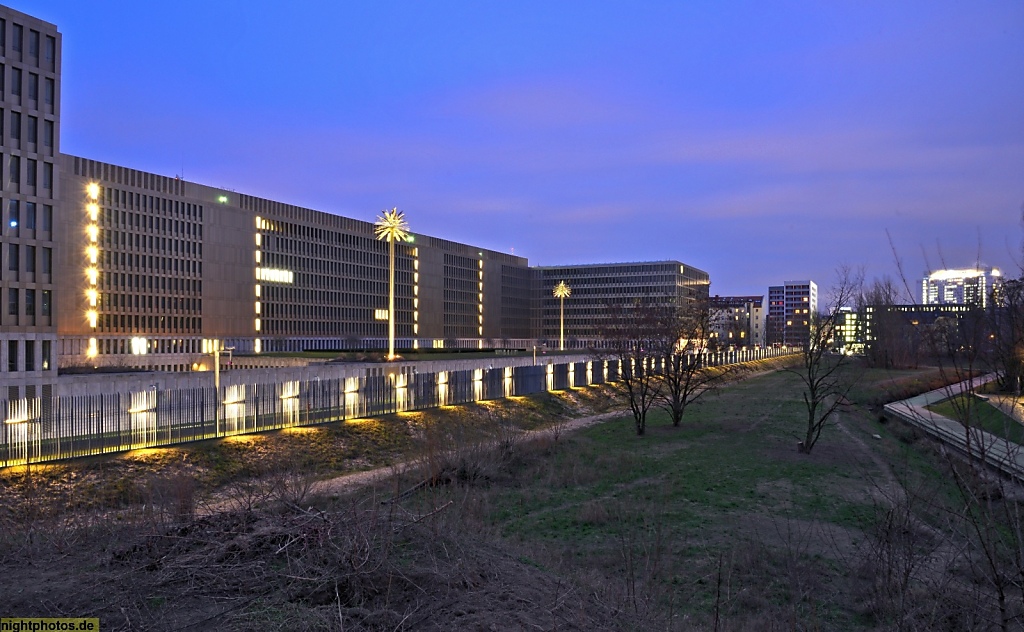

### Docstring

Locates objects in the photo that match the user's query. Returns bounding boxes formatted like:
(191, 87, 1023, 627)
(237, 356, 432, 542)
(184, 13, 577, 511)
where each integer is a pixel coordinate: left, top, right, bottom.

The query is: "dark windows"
(25, 245, 34, 272)
(41, 289, 50, 316)
(8, 287, 17, 315)
(25, 288, 34, 315)
(24, 202, 35, 230)
(8, 243, 18, 271)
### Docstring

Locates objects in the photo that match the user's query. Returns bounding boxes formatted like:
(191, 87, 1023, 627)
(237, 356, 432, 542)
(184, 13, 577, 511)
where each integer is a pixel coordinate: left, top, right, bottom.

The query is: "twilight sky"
(23, 0, 1024, 297)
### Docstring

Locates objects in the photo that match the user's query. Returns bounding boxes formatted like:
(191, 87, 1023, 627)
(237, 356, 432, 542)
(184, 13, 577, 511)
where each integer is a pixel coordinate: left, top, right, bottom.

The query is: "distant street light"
(553, 281, 571, 351)
(375, 208, 410, 361)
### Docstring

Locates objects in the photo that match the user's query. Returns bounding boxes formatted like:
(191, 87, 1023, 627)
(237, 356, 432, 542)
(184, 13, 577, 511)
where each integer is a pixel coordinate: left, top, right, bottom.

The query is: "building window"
(8, 155, 19, 184)
(10, 67, 19, 97)
(41, 340, 50, 370)
(8, 199, 18, 231)
(11, 24, 21, 53)
(41, 289, 50, 316)
(8, 287, 17, 315)
(25, 245, 34, 272)
(24, 202, 35, 230)
(28, 29, 38, 58)
(42, 162, 52, 190)
(41, 247, 51, 274)
(26, 159, 36, 187)
(25, 288, 34, 315)
(27, 73, 37, 102)
(7, 340, 16, 372)
(43, 120, 52, 147)
(26, 115, 36, 144)
(10, 110, 19, 141)
(42, 204, 51, 231)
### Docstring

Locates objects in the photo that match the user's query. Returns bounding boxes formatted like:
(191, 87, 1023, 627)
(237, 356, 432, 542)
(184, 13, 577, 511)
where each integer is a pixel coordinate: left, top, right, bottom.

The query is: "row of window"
(98, 273, 201, 295)
(97, 293, 200, 314)
(99, 187, 203, 221)
(1, 108, 56, 151)
(3, 243, 52, 274)
(0, 20, 58, 70)
(94, 314, 200, 334)
(3, 154, 54, 192)
(6, 287, 51, 317)
(0, 65, 57, 112)
(5, 199, 53, 233)
(102, 231, 202, 260)
(4, 338, 51, 373)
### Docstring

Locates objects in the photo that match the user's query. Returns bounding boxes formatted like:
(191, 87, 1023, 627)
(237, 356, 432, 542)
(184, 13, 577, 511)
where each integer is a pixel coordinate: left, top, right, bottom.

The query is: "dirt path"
(307, 410, 627, 499)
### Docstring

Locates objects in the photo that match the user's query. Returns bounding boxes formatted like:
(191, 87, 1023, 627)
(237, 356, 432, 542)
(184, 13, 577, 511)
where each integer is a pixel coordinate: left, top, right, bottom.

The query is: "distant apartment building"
(709, 295, 764, 348)
(766, 280, 817, 347)
(532, 261, 711, 348)
(922, 267, 1002, 309)
(0, 7, 61, 399)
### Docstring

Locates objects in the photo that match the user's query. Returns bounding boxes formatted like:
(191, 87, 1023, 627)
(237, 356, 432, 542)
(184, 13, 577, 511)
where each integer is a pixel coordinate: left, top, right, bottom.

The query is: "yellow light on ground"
(87, 183, 100, 200)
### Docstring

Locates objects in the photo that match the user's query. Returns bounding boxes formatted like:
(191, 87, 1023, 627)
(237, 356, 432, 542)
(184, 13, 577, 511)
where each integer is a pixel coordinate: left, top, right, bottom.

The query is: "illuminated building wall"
(532, 261, 711, 348)
(766, 280, 817, 347)
(922, 267, 1001, 309)
(55, 154, 532, 368)
(0, 7, 60, 398)
(709, 295, 765, 348)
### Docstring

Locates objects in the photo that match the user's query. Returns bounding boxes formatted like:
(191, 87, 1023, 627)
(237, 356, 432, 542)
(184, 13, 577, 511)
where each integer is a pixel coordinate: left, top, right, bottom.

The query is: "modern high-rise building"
(922, 267, 1002, 309)
(0, 6, 60, 399)
(766, 280, 817, 347)
(533, 261, 710, 348)
(709, 295, 765, 348)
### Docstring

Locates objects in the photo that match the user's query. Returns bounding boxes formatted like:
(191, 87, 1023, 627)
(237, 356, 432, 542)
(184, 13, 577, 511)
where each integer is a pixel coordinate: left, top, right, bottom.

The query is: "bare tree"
(788, 266, 863, 454)
(659, 299, 732, 427)
(601, 300, 673, 436)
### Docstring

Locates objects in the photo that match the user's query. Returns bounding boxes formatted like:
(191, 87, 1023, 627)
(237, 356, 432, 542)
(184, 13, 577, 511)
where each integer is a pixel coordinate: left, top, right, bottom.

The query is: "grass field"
(927, 393, 1024, 445)
(1, 362, 1013, 630)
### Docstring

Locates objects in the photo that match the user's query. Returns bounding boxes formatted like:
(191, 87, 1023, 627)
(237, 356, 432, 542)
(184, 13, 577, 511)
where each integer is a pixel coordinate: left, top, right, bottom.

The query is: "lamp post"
(553, 281, 571, 351)
(374, 208, 410, 361)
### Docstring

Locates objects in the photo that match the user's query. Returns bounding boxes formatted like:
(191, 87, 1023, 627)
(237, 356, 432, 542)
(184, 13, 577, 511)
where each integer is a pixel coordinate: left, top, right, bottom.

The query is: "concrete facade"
(532, 261, 711, 348)
(0, 6, 60, 398)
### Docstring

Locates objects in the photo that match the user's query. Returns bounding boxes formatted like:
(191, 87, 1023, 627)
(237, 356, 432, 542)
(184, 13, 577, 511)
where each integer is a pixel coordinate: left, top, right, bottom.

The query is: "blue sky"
(23, 0, 1024, 297)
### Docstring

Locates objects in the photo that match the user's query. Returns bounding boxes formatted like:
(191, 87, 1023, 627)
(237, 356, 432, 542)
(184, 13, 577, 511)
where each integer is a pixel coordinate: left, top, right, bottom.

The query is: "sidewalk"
(884, 374, 1024, 481)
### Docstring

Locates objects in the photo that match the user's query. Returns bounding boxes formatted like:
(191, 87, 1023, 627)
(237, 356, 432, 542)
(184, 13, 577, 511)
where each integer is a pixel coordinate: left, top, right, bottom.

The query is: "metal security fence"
(1, 348, 795, 467)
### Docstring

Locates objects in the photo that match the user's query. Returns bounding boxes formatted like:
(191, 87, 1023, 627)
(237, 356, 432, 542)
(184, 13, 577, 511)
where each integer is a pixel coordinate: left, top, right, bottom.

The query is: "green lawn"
(927, 394, 1024, 445)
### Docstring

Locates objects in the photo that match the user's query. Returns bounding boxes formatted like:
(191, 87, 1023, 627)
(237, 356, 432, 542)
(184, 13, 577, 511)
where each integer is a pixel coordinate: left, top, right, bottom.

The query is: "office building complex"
(766, 280, 817, 347)
(55, 155, 535, 370)
(0, 6, 60, 398)
(533, 262, 711, 348)
(922, 267, 1002, 309)
(1, 5, 715, 376)
(709, 295, 765, 348)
